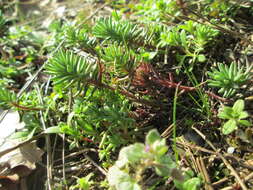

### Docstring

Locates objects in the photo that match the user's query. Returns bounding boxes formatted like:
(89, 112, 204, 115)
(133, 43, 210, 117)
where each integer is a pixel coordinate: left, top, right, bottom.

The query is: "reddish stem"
(205, 91, 230, 102)
(155, 78, 196, 91)
(88, 80, 158, 107)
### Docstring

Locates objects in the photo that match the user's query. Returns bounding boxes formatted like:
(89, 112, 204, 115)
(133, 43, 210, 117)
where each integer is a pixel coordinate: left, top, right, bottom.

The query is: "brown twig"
(89, 80, 159, 107)
(221, 172, 253, 190)
(139, 65, 229, 102)
(175, 139, 216, 155)
(161, 123, 174, 138)
(197, 156, 214, 190)
(212, 177, 229, 187)
(10, 102, 43, 111)
(205, 91, 230, 102)
(84, 155, 107, 176)
(53, 148, 97, 163)
(155, 78, 196, 91)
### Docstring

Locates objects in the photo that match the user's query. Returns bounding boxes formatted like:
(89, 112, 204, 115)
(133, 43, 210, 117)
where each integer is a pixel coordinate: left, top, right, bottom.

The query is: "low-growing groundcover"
(0, 0, 253, 189)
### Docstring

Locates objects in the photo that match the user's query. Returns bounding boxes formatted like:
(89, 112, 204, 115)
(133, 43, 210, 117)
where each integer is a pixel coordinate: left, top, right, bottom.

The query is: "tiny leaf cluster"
(207, 62, 252, 98)
(218, 99, 251, 135)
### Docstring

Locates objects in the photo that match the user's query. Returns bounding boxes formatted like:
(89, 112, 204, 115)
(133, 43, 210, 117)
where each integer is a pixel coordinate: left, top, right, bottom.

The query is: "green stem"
(173, 84, 179, 163)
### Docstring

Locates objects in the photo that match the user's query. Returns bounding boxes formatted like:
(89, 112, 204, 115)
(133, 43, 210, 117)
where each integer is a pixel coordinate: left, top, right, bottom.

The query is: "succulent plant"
(207, 62, 252, 98)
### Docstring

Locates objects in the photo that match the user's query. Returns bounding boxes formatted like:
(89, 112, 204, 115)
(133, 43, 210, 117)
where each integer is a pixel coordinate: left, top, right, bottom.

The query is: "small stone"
(227, 147, 235, 154)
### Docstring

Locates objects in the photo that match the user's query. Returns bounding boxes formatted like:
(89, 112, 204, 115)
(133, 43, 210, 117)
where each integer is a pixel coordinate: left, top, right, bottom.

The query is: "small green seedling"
(107, 129, 201, 190)
(218, 99, 251, 135)
(70, 173, 94, 190)
(207, 62, 252, 98)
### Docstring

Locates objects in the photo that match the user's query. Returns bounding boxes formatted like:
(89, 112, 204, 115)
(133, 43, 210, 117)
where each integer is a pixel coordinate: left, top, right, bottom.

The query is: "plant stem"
(89, 80, 159, 107)
(173, 82, 180, 163)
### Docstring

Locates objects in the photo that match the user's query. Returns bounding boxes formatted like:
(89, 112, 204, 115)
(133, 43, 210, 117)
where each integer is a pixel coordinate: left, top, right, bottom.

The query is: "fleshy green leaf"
(232, 99, 244, 113)
(182, 177, 201, 190)
(238, 111, 249, 119)
(238, 120, 251, 127)
(174, 170, 201, 190)
(207, 62, 251, 98)
(180, 30, 187, 48)
(76, 173, 94, 190)
(93, 17, 142, 44)
(197, 54, 206, 62)
(222, 120, 237, 135)
(218, 106, 233, 119)
(141, 51, 157, 60)
(10, 131, 31, 140)
(44, 126, 61, 134)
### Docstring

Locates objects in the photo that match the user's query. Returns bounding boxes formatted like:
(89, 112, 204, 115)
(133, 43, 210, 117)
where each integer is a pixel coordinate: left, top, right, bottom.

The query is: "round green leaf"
(182, 177, 201, 190)
(197, 54, 206, 62)
(222, 120, 237, 135)
(238, 111, 249, 119)
(238, 120, 251, 127)
(232, 99, 244, 113)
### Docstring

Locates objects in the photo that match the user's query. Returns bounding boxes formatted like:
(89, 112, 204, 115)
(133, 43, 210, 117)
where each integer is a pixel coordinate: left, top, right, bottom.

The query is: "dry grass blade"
(196, 157, 214, 190)
(192, 127, 248, 190)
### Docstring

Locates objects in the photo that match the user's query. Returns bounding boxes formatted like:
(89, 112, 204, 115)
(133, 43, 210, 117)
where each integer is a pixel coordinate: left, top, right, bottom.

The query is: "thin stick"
(161, 123, 174, 138)
(192, 127, 248, 190)
(175, 139, 216, 155)
(84, 155, 107, 176)
(62, 90, 73, 187)
(212, 177, 229, 187)
(176, 140, 253, 172)
(205, 91, 230, 102)
(183, 142, 199, 176)
(35, 84, 53, 190)
(53, 148, 96, 163)
(244, 172, 253, 182)
(62, 136, 66, 183)
(221, 172, 253, 190)
(199, 157, 214, 190)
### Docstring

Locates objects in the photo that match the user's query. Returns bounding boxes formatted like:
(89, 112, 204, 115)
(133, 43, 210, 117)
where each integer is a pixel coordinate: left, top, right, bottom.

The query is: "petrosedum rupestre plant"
(107, 129, 201, 190)
(207, 62, 252, 98)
